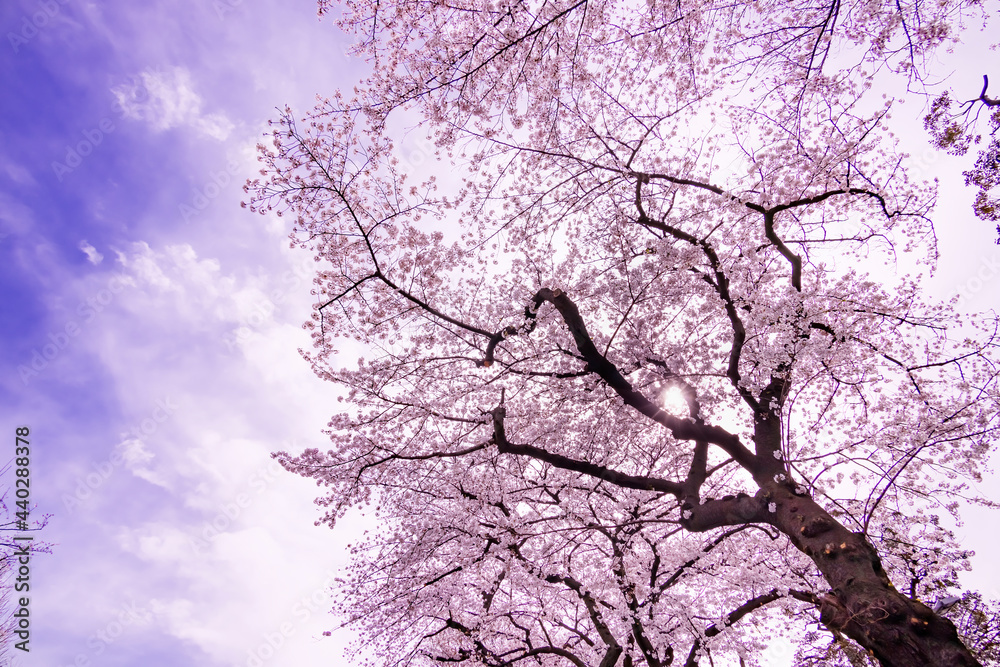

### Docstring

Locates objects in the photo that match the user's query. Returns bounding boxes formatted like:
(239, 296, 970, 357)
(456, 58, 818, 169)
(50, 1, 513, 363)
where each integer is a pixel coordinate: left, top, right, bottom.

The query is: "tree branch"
(532, 288, 758, 468)
(489, 405, 685, 495)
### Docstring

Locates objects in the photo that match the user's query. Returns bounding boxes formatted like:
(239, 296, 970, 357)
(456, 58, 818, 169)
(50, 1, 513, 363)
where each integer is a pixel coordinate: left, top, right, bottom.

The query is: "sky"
(0, 1, 997, 667)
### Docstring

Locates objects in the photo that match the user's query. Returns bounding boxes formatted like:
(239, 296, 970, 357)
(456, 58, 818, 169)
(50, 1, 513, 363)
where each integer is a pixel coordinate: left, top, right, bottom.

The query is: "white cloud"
(113, 67, 235, 141)
(79, 239, 104, 264)
(1, 156, 36, 187)
(115, 241, 239, 306)
(7, 3, 401, 666)
(119, 241, 178, 291)
(45, 234, 355, 660)
(118, 438, 155, 466)
(117, 438, 171, 489)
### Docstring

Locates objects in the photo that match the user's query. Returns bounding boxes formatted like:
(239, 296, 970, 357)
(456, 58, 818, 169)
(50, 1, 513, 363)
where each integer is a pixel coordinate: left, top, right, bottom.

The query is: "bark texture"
(771, 486, 980, 667)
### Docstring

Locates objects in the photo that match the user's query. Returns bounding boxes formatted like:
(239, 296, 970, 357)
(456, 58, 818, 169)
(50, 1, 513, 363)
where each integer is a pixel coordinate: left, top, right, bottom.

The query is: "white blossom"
(252, 0, 998, 662)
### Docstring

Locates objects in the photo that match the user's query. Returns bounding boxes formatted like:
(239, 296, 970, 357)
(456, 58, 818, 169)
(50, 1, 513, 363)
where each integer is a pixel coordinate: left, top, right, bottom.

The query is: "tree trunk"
(767, 485, 982, 667)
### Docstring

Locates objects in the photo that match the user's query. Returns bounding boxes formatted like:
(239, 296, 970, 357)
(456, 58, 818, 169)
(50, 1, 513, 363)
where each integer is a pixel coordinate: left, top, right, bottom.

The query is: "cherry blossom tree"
(793, 560, 1000, 666)
(249, 0, 1000, 665)
(925, 75, 1000, 232)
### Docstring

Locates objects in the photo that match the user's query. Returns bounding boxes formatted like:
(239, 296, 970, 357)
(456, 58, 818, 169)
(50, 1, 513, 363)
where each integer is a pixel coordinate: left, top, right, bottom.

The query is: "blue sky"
(0, 1, 380, 665)
(0, 1, 998, 666)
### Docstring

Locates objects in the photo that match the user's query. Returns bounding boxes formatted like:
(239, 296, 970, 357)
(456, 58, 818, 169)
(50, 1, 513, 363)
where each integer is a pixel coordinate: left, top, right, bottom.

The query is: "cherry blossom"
(249, 0, 999, 664)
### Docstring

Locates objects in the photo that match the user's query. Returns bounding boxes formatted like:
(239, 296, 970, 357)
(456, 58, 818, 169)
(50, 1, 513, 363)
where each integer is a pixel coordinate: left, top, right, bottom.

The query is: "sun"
(659, 385, 689, 415)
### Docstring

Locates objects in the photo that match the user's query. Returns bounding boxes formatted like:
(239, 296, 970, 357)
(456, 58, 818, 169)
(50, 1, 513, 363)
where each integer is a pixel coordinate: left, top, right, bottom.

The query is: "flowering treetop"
(249, 0, 999, 664)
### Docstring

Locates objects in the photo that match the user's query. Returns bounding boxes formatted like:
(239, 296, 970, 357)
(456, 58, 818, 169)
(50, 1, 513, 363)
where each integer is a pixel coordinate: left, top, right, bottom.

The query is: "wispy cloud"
(118, 437, 170, 489)
(113, 67, 235, 140)
(79, 240, 103, 264)
(0, 1, 378, 665)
